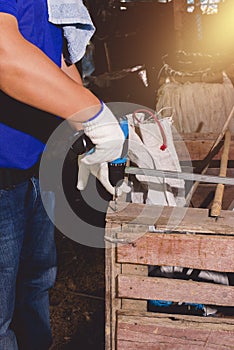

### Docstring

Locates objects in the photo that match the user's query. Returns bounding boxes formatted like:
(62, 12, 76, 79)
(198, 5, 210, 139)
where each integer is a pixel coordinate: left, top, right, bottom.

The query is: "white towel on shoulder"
(47, 0, 95, 64)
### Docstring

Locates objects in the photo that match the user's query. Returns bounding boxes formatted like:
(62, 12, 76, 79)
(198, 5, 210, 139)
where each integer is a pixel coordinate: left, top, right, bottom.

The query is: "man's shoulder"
(0, 0, 18, 18)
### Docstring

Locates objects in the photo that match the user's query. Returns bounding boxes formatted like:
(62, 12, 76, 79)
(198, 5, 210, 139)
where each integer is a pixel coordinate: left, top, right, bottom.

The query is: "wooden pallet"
(105, 132, 234, 349)
(105, 203, 234, 349)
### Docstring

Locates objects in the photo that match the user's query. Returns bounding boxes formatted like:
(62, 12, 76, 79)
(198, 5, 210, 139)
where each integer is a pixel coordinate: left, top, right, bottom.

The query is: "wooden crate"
(105, 202, 234, 350)
(105, 132, 234, 349)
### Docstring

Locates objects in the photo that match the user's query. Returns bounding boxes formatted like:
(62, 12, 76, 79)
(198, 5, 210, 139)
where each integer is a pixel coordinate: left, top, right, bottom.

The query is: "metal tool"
(71, 117, 129, 204)
(125, 166, 234, 186)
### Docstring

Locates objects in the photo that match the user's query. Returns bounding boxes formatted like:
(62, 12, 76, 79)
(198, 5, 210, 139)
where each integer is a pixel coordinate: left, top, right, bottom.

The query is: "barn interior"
(50, 1, 234, 349)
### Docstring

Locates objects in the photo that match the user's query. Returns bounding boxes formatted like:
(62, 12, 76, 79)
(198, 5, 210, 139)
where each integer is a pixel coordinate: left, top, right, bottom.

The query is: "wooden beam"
(159, 72, 223, 85)
(105, 223, 121, 350)
(211, 130, 232, 217)
(117, 312, 234, 350)
(121, 264, 148, 312)
(118, 275, 234, 307)
(173, 0, 187, 50)
(116, 232, 234, 272)
(173, 133, 234, 161)
(107, 203, 234, 236)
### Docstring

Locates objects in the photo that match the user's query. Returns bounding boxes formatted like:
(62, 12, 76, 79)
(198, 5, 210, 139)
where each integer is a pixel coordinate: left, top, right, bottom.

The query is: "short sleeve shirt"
(0, 0, 62, 65)
(0, 0, 63, 169)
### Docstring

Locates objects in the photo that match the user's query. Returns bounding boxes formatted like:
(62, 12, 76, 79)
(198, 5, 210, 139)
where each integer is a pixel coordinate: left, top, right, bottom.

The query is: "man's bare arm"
(0, 13, 100, 121)
(61, 57, 83, 85)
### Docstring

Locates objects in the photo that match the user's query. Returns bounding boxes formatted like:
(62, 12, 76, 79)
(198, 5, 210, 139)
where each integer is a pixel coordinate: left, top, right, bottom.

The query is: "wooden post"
(186, 105, 234, 203)
(173, 0, 187, 50)
(211, 130, 231, 217)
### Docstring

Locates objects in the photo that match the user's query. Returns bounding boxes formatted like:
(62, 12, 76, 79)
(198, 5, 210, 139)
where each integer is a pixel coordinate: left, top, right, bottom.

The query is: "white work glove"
(77, 101, 130, 195)
(77, 158, 131, 196)
(80, 101, 125, 165)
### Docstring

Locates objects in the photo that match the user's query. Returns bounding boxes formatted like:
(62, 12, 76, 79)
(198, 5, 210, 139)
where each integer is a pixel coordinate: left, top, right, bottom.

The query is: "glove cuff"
(83, 100, 104, 124)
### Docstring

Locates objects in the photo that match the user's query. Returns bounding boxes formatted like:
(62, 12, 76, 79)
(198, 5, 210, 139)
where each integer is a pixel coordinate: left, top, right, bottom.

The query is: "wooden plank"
(121, 264, 148, 312)
(117, 275, 234, 307)
(121, 299, 147, 312)
(117, 340, 229, 350)
(118, 309, 234, 325)
(105, 235, 113, 350)
(173, 133, 233, 141)
(173, 0, 186, 51)
(106, 203, 234, 236)
(159, 72, 224, 86)
(173, 134, 234, 161)
(122, 264, 148, 276)
(117, 312, 234, 350)
(116, 232, 234, 272)
(201, 168, 234, 177)
(105, 223, 121, 350)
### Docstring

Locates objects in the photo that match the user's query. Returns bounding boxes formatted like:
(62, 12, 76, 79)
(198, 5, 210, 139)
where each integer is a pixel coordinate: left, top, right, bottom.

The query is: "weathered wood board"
(174, 133, 234, 161)
(118, 275, 234, 306)
(117, 311, 234, 350)
(116, 232, 234, 272)
(106, 202, 234, 235)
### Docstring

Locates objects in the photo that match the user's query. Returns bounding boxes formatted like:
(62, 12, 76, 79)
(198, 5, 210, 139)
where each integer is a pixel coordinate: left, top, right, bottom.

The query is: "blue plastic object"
(110, 118, 129, 165)
(149, 299, 204, 311)
(149, 300, 173, 307)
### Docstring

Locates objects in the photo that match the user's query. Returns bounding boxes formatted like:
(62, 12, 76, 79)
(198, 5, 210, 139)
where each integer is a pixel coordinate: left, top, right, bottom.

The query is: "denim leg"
(0, 183, 27, 350)
(13, 178, 57, 350)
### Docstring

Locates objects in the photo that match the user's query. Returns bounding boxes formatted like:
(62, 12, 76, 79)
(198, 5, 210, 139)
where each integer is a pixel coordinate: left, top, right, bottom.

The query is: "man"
(0, 0, 124, 349)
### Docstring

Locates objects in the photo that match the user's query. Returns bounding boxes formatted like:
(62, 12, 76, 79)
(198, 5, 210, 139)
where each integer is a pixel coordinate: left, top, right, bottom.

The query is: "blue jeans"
(0, 178, 57, 350)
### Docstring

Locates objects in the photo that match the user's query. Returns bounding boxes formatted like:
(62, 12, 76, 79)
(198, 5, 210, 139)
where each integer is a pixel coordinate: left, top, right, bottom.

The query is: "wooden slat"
(117, 340, 229, 350)
(105, 223, 121, 350)
(173, 133, 233, 141)
(106, 203, 234, 236)
(121, 264, 148, 311)
(173, 0, 186, 50)
(173, 133, 234, 161)
(117, 275, 234, 307)
(118, 309, 234, 325)
(159, 72, 224, 85)
(203, 168, 234, 177)
(121, 299, 147, 312)
(122, 264, 148, 276)
(116, 232, 234, 272)
(117, 312, 234, 350)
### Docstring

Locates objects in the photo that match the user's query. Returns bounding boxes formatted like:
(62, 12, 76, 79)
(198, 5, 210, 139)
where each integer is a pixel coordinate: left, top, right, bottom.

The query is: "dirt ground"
(49, 232, 105, 350)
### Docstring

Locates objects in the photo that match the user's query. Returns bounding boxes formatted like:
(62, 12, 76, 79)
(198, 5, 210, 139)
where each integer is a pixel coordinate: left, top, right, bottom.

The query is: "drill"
(71, 116, 129, 201)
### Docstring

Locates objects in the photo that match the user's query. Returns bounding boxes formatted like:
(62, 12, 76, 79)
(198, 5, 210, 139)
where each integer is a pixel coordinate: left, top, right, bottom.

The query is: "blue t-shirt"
(0, 0, 63, 169)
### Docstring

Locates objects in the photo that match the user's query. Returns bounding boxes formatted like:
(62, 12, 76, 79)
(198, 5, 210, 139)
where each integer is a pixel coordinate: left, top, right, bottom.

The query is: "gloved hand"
(81, 101, 125, 165)
(77, 158, 131, 196)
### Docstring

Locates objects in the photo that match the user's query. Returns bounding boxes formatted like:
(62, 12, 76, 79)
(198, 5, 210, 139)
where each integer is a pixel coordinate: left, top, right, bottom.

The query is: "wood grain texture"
(173, 133, 234, 161)
(105, 223, 121, 350)
(118, 274, 234, 306)
(116, 232, 234, 272)
(211, 130, 232, 217)
(117, 312, 234, 350)
(106, 203, 234, 236)
(121, 264, 148, 312)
